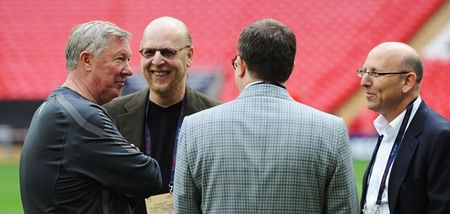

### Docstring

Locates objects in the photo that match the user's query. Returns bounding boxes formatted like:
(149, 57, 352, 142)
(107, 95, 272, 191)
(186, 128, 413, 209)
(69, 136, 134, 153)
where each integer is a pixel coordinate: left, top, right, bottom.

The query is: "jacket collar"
(116, 86, 217, 149)
(117, 89, 149, 148)
(237, 83, 292, 101)
(122, 86, 198, 115)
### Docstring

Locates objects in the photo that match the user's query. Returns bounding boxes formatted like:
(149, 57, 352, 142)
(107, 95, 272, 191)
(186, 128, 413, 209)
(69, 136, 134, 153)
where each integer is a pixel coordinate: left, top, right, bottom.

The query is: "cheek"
(176, 61, 188, 75)
(377, 83, 401, 101)
(141, 58, 148, 70)
(371, 81, 385, 94)
(143, 71, 152, 85)
(105, 65, 121, 82)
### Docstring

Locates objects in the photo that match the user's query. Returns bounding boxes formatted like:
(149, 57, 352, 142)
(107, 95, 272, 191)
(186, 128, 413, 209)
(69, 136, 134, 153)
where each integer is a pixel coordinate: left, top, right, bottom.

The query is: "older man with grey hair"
(20, 21, 162, 214)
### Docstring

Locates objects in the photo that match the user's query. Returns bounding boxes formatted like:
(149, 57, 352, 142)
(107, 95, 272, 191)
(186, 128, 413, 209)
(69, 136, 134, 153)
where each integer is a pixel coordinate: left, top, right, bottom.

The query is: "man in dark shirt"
(103, 16, 220, 213)
(19, 21, 162, 214)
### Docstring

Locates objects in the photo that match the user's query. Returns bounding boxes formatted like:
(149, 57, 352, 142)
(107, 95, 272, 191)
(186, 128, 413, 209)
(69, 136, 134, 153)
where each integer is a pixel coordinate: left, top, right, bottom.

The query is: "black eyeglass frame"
(139, 45, 191, 59)
(357, 68, 411, 78)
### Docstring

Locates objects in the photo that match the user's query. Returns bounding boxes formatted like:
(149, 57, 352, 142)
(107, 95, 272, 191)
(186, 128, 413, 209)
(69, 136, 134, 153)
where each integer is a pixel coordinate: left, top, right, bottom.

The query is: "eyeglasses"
(231, 55, 239, 70)
(357, 68, 410, 78)
(139, 45, 191, 59)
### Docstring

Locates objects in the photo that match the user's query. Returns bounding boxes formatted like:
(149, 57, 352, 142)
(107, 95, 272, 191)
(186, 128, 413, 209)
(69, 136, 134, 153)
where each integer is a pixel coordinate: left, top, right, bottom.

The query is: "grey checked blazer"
(173, 83, 359, 213)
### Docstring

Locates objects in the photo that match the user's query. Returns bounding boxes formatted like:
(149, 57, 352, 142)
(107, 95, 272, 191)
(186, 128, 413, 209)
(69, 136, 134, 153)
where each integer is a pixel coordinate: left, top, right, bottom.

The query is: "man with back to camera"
(359, 42, 450, 214)
(19, 21, 162, 214)
(173, 18, 359, 214)
(103, 16, 220, 213)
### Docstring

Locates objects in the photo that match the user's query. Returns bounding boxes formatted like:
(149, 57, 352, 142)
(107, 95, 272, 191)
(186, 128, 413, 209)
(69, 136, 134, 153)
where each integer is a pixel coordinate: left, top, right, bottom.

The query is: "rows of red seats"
(0, 0, 447, 135)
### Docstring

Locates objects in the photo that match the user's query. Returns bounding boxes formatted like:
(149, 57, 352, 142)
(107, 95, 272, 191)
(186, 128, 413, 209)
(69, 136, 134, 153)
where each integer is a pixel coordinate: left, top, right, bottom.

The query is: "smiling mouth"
(115, 81, 125, 87)
(365, 93, 376, 99)
(152, 70, 170, 77)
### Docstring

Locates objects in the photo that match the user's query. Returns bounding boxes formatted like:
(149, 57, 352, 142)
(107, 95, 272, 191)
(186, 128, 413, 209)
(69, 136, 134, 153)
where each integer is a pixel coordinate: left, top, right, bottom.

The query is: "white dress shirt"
(365, 96, 422, 214)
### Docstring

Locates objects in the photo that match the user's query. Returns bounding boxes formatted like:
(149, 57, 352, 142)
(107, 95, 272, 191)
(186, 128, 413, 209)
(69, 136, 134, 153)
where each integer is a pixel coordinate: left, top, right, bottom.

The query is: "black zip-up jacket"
(20, 87, 162, 214)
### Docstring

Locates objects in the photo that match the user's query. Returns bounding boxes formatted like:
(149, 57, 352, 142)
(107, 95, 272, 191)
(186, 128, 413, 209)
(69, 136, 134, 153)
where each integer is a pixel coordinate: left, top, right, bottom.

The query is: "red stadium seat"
(0, 0, 446, 118)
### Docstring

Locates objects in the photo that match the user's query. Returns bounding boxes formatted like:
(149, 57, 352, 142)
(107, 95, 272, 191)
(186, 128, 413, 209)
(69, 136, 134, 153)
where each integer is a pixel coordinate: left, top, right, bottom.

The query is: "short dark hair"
(401, 54, 423, 84)
(238, 19, 296, 83)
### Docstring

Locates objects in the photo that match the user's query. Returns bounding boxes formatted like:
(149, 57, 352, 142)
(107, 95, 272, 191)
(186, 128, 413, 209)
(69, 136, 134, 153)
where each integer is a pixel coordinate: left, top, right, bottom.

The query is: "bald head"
(141, 16, 191, 48)
(361, 42, 423, 121)
(371, 42, 419, 55)
(139, 17, 194, 107)
(367, 42, 423, 84)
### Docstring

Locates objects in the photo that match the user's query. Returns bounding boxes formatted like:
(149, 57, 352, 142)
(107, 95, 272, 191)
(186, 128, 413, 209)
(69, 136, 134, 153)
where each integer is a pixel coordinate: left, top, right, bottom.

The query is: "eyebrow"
(365, 67, 379, 72)
(114, 50, 131, 57)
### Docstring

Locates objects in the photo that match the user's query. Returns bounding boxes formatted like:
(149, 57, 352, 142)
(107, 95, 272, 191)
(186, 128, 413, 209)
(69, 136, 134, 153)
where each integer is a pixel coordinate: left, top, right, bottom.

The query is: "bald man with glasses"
(103, 16, 220, 214)
(359, 42, 450, 214)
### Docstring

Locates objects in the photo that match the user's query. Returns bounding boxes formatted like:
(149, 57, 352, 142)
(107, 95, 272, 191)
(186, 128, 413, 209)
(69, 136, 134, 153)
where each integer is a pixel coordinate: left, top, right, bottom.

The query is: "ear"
(237, 57, 246, 78)
(186, 48, 194, 67)
(80, 51, 93, 71)
(402, 72, 417, 93)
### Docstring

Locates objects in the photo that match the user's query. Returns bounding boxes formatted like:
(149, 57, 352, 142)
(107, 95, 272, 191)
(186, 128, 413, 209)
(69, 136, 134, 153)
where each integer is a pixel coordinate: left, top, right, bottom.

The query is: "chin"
(103, 92, 120, 104)
(150, 85, 170, 94)
(365, 101, 374, 109)
(366, 104, 379, 112)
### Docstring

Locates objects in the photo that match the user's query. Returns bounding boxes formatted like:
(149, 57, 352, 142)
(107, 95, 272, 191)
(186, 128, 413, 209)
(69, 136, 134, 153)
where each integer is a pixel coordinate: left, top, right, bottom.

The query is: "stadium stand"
(0, 0, 448, 138)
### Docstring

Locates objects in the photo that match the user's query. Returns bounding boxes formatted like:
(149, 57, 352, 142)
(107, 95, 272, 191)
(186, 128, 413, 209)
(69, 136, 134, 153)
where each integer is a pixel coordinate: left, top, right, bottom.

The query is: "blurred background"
(1, 0, 449, 213)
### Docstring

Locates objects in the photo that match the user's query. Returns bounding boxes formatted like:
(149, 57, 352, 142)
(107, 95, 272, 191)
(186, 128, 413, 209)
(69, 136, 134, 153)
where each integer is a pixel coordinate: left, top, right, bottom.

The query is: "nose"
(360, 73, 371, 88)
(122, 61, 133, 76)
(151, 51, 165, 66)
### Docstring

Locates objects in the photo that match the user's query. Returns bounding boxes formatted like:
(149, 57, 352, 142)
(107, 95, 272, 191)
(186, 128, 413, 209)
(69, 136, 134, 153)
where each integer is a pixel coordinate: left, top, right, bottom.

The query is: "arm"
(427, 126, 450, 213)
(173, 117, 202, 214)
(64, 104, 162, 198)
(324, 119, 359, 214)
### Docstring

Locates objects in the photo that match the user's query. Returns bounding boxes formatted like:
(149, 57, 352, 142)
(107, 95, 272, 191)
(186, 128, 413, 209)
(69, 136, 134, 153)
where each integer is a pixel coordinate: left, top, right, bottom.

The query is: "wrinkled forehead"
(101, 36, 131, 55)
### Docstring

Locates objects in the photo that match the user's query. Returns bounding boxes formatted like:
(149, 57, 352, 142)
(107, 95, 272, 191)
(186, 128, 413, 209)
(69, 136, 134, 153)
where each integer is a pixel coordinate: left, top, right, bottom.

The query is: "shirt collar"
(373, 96, 422, 136)
(244, 81, 264, 90)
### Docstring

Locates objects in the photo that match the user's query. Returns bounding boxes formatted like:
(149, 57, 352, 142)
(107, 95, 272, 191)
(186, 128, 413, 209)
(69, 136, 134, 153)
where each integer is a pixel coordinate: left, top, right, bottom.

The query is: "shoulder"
(187, 87, 221, 105)
(182, 100, 228, 125)
(424, 112, 450, 138)
(185, 86, 221, 113)
(32, 88, 96, 122)
(186, 97, 345, 129)
(103, 89, 148, 112)
(426, 109, 450, 127)
(60, 95, 123, 140)
(55, 91, 106, 122)
(419, 102, 450, 131)
(294, 102, 345, 126)
(34, 89, 111, 135)
(194, 91, 221, 106)
(412, 103, 450, 147)
(29, 89, 70, 125)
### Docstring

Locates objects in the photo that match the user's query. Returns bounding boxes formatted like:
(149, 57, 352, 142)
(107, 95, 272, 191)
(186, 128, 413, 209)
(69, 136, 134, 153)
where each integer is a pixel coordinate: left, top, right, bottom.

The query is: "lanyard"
(372, 101, 414, 205)
(144, 99, 185, 188)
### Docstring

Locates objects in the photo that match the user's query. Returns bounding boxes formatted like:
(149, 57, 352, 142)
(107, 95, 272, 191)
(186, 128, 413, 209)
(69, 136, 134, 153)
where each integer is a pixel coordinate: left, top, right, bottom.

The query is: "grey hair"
(65, 21, 131, 71)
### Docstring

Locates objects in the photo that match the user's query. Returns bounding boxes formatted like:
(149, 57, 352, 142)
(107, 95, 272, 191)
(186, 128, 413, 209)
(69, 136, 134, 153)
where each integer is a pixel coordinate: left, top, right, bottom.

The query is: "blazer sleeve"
(426, 124, 450, 213)
(324, 119, 360, 214)
(173, 116, 202, 213)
